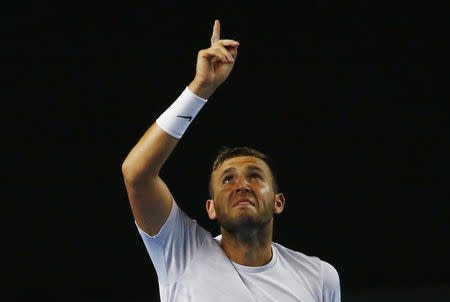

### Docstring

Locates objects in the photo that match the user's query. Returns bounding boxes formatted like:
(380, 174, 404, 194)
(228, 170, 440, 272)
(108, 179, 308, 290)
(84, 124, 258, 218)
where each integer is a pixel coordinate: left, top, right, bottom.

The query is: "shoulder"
(320, 260, 341, 301)
(272, 242, 324, 279)
(273, 242, 340, 285)
(273, 242, 340, 301)
(273, 242, 322, 266)
(137, 199, 211, 245)
(320, 260, 340, 294)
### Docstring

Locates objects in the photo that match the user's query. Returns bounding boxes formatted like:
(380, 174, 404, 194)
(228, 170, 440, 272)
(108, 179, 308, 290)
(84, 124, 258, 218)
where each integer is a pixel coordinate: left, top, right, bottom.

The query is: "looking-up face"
(206, 156, 285, 234)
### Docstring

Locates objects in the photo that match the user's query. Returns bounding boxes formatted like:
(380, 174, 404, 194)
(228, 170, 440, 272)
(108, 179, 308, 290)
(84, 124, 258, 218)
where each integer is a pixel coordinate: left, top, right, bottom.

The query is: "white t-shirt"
(137, 200, 341, 302)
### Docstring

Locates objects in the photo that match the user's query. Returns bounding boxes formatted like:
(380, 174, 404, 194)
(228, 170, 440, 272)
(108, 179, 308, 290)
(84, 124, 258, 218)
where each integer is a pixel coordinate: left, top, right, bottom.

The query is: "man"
(122, 20, 341, 301)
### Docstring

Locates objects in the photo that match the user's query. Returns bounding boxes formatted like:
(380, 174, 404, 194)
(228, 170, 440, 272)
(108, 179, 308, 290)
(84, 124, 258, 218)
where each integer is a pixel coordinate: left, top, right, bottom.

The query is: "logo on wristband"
(177, 115, 193, 122)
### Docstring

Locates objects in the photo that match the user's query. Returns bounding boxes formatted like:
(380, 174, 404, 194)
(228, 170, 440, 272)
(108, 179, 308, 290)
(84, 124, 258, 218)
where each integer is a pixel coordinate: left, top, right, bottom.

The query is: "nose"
(235, 175, 251, 193)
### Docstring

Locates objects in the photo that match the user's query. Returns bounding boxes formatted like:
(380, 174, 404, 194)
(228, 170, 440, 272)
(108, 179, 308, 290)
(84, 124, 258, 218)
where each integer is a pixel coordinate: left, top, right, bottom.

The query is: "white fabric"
(137, 200, 341, 302)
(156, 86, 207, 139)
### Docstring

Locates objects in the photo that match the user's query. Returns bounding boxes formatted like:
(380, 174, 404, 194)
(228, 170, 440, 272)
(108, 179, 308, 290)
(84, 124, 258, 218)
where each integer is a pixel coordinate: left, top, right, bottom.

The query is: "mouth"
(233, 198, 255, 207)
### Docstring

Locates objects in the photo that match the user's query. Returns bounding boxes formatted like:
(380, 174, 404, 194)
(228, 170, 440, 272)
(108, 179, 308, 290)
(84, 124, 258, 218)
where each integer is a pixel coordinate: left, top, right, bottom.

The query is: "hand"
(189, 20, 239, 99)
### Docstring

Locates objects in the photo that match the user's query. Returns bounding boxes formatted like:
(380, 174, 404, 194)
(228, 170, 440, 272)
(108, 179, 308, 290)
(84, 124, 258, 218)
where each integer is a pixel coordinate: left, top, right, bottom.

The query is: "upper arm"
(122, 122, 179, 236)
(124, 175, 173, 236)
(322, 261, 341, 302)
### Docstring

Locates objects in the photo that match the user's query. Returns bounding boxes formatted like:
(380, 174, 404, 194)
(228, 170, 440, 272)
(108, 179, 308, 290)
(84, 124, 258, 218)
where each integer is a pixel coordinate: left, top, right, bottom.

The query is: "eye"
(251, 173, 262, 179)
(223, 175, 233, 183)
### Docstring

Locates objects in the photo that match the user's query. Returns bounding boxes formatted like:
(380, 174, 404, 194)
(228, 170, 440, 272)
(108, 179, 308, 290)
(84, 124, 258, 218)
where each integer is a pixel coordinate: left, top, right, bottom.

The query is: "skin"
(207, 156, 286, 266)
(122, 20, 239, 236)
(188, 20, 239, 99)
(123, 21, 282, 267)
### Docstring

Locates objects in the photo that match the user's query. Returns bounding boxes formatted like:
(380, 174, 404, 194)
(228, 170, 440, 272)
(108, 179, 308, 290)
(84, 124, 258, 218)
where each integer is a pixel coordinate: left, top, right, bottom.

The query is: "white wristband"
(156, 86, 207, 139)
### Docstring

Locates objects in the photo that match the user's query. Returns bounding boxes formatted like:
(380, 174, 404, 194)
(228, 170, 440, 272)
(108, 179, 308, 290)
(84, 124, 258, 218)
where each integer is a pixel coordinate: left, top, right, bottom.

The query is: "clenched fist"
(188, 20, 239, 99)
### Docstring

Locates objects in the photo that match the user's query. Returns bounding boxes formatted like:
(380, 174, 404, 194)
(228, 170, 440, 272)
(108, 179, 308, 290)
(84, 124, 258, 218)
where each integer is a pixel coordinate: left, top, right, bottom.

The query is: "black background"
(5, 1, 449, 301)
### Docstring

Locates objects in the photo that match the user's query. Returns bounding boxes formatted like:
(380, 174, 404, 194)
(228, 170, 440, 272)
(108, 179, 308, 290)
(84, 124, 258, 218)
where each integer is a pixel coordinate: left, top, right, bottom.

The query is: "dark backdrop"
(5, 1, 449, 301)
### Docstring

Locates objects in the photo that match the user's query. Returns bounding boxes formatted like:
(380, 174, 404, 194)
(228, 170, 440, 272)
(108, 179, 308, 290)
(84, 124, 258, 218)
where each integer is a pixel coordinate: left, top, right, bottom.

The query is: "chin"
(217, 212, 271, 234)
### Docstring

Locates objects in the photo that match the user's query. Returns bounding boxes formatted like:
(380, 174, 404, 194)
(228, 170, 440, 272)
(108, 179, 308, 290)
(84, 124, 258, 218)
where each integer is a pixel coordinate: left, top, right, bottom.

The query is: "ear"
(273, 193, 286, 215)
(206, 199, 217, 220)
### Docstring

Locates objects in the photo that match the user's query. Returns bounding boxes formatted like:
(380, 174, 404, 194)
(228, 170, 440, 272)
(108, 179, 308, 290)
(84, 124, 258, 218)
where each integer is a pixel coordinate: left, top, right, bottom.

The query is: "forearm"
(122, 86, 209, 182)
(123, 19, 238, 183)
(122, 122, 178, 182)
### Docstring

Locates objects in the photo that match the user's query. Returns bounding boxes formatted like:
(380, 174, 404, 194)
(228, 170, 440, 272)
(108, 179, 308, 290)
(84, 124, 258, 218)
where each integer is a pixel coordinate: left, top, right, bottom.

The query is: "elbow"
(122, 161, 141, 187)
(121, 159, 158, 184)
(121, 159, 134, 183)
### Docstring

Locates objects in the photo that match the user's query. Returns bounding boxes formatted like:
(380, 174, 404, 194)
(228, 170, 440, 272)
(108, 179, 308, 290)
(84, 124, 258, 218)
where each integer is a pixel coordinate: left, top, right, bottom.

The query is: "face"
(206, 156, 285, 234)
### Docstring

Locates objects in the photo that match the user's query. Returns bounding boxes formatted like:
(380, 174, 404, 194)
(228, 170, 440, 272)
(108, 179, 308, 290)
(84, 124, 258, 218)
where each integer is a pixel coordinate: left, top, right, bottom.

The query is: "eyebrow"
(219, 165, 264, 179)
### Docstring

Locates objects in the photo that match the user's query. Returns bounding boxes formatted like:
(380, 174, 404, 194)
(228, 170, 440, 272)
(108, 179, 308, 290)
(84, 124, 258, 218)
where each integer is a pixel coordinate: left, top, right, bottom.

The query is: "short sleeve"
(136, 199, 211, 286)
(321, 261, 341, 302)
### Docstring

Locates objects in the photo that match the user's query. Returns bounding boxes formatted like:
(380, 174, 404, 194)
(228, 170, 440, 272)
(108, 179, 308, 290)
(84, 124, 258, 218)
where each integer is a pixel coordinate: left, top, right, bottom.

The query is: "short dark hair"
(208, 146, 279, 198)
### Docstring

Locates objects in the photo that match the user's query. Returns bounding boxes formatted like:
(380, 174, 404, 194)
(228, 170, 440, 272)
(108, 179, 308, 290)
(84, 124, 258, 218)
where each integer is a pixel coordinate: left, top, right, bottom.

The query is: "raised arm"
(121, 20, 239, 236)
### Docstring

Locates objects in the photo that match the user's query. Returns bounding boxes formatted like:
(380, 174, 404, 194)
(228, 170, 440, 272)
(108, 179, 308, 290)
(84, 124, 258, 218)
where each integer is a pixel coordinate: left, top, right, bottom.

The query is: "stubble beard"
(216, 203, 274, 237)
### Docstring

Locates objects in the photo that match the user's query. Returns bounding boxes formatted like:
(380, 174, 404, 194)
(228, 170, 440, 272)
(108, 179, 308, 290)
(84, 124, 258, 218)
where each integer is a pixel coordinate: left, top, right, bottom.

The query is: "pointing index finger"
(210, 19, 220, 45)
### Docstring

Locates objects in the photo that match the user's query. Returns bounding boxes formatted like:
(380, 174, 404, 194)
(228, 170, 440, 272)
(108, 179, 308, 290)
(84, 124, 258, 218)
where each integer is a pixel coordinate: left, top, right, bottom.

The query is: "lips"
(233, 198, 255, 207)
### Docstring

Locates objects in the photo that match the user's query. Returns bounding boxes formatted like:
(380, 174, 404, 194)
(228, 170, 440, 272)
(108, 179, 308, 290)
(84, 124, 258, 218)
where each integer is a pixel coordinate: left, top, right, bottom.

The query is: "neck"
(219, 220, 273, 267)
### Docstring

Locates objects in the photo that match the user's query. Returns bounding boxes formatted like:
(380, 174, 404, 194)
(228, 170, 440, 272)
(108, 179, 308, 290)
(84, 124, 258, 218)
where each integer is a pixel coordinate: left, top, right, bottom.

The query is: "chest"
(236, 265, 322, 302)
